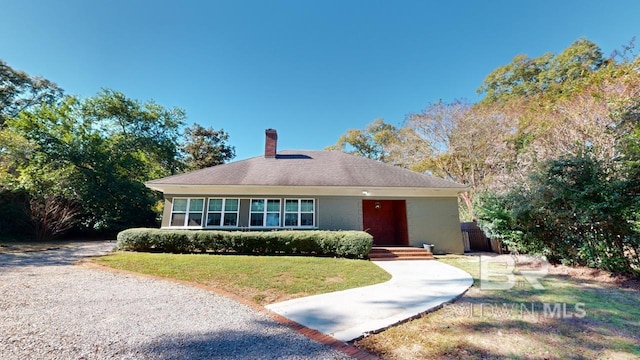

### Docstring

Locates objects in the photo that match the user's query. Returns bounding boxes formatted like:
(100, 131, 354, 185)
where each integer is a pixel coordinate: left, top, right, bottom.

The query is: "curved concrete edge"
(266, 260, 473, 342)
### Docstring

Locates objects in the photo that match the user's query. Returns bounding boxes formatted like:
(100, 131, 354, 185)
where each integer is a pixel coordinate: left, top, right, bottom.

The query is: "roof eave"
(145, 183, 469, 197)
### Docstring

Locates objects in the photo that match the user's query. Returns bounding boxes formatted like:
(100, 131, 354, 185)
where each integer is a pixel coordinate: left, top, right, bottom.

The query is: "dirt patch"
(204, 281, 303, 305)
(324, 276, 344, 283)
(276, 273, 295, 286)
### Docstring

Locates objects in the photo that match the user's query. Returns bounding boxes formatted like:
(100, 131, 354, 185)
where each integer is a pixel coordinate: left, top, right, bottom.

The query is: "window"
(168, 197, 316, 228)
(170, 198, 204, 227)
(284, 199, 315, 227)
(250, 199, 281, 227)
(206, 198, 239, 227)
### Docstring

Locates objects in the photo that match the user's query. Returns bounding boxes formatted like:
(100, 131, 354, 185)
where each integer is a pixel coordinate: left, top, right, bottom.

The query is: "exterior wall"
(316, 197, 363, 231)
(406, 197, 464, 254)
(160, 194, 464, 254)
(161, 197, 174, 228)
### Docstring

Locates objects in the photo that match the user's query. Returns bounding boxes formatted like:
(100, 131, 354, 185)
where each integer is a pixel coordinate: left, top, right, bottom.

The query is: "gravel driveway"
(0, 242, 351, 359)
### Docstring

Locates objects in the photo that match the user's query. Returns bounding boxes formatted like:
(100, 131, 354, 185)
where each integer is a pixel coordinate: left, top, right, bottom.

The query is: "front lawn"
(94, 252, 391, 304)
(355, 255, 640, 359)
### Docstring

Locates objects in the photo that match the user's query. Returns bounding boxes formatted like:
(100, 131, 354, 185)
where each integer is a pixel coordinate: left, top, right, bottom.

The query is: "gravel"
(0, 242, 351, 359)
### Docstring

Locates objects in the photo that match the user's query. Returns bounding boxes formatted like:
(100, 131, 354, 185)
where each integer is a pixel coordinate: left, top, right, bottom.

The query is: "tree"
(478, 38, 605, 103)
(406, 100, 510, 219)
(614, 94, 640, 197)
(327, 118, 432, 167)
(28, 195, 81, 242)
(472, 38, 640, 194)
(0, 60, 63, 124)
(477, 150, 639, 274)
(6, 90, 187, 235)
(327, 119, 400, 161)
(182, 124, 235, 170)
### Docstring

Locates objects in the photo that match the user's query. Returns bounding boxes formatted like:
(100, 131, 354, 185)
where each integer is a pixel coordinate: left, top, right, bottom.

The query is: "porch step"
(368, 247, 434, 261)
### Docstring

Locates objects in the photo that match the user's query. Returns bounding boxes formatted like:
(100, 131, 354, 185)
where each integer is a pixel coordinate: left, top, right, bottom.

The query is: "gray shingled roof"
(146, 150, 466, 188)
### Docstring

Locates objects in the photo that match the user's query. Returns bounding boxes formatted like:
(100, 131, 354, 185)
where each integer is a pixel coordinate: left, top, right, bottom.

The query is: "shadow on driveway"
(136, 322, 344, 360)
(0, 241, 116, 268)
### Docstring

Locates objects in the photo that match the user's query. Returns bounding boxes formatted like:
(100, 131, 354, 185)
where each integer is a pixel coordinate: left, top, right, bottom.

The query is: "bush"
(116, 228, 373, 259)
(476, 150, 640, 275)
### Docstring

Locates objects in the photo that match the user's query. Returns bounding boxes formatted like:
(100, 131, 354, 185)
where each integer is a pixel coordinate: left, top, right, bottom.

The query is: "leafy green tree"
(472, 38, 638, 194)
(327, 119, 400, 161)
(477, 150, 639, 274)
(615, 97, 640, 192)
(327, 118, 432, 168)
(478, 38, 605, 102)
(0, 60, 63, 124)
(182, 123, 235, 170)
(7, 90, 186, 235)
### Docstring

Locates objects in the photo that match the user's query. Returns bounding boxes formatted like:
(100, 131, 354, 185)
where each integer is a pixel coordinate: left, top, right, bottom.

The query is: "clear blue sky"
(2, 0, 639, 160)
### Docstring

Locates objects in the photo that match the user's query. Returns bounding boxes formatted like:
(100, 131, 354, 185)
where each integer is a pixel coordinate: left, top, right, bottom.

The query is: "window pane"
(224, 199, 239, 212)
(188, 213, 202, 226)
(223, 213, 238, 226)
(284, 213, 298, 226)
(285, 200, 298, 212)
(251, 199, 264, 212)
(250, 213, 264, 226)
(267, 199, 280, 212)
(207, 213, 221, 226)
(301, 200, 314, 212)
(208, 199, 222, 212)
(266, 213, 280, 226)
(301, 213, 314, 226)
(173, 199, 187, 212)
(170, 213, 186, 226)
(189, 198, 204, 211)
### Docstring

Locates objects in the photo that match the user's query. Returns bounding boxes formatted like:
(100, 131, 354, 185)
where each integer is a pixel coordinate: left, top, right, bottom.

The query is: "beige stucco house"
(145, 129, 468, 254)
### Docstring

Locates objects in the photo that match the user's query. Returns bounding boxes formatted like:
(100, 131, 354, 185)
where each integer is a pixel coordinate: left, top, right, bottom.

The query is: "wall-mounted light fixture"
(362, 190, 370, 196)
(375, 201, 381, 209)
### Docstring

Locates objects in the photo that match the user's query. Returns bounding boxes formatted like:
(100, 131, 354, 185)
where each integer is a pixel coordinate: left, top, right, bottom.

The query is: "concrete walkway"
(266, 260, 473, 342)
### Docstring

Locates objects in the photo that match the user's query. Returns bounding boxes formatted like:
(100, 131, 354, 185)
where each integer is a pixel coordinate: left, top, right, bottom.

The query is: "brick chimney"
(265, 129, 277, 158)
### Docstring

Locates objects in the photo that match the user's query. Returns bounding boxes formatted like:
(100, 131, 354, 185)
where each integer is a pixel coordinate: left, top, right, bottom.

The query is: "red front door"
(362, 200, 409, 246)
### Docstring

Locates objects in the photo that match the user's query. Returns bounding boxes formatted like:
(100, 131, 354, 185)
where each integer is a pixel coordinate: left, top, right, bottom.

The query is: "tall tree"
(406, 100, 510, 219)
(7, 90, 187, 234)
(327, 118, 431, 167)
(182, 124, 235, 170)
(478, 38, 605, 103)
(476, 149, 640, 274)
(326, 119, 399, 161)
(0, 60, 63, 124)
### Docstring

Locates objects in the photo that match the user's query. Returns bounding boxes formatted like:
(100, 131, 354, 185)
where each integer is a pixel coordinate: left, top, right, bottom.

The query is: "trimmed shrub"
(116, 229, 373, 259)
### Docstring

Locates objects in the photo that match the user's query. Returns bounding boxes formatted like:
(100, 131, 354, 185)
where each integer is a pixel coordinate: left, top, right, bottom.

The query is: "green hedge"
(115, 228, 373, 259)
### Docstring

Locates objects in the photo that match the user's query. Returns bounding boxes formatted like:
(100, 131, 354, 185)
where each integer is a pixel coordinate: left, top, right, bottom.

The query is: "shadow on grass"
(449, 317, 639, 359)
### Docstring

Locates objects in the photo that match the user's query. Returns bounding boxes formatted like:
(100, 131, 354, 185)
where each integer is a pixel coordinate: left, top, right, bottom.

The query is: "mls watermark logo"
(479, 254, 549, 290)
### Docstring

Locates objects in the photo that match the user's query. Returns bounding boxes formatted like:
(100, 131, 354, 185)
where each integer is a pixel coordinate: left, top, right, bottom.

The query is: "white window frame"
(249, 198, 281, 228)
(284, 198, 316, 228)
(205, 198, 240, 227)
(170, 197, 205, 228)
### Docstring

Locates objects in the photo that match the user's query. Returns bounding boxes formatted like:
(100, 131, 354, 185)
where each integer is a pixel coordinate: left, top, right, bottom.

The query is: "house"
(145, 129, 468, 254)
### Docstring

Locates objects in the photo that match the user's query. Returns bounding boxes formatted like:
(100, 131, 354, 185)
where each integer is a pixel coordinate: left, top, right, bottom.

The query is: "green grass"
(356, 255, 640, 360)
(94, 252, 391, 304)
